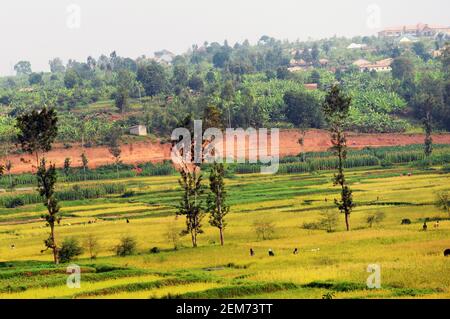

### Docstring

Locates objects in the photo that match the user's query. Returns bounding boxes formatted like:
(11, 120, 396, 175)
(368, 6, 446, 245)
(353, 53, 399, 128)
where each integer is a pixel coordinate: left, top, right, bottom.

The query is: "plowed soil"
(5, 129, 450, 174)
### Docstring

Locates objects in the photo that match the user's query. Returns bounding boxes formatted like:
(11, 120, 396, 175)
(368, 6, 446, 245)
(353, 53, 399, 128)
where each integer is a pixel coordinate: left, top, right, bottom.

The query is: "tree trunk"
(345, 213, 350, 231)
(219, 227, 224, 246)
(50, 223, 58, 264)
(35, 152, 40, 171)
(191, 231, 197, 248)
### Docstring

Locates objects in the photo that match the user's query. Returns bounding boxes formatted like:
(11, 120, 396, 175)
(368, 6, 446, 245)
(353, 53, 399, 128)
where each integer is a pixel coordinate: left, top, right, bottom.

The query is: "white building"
(129, 125, 147, 136)
(347, 43, 367, 49)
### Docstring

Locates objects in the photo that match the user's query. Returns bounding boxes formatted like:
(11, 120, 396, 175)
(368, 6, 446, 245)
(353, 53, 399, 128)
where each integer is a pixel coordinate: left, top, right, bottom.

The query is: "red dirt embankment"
(5, 129, 450, 174)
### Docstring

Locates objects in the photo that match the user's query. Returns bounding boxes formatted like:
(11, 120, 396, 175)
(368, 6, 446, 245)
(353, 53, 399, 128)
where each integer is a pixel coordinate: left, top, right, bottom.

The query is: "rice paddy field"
(0, 164, 449, 299)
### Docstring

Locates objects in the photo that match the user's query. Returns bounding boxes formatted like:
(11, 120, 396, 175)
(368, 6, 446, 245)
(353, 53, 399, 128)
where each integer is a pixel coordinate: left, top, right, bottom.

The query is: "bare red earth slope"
(6, 129, 450, 174)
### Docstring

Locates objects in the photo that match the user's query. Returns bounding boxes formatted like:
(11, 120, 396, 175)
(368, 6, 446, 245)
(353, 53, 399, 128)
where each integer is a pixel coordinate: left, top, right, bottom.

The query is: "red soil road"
(5, 129, 450, 174)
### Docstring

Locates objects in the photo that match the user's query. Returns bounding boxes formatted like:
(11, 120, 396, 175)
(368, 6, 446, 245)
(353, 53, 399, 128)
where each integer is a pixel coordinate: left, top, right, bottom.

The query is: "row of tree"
(1, 82, 443, 262)
(3, 105, 230, 263)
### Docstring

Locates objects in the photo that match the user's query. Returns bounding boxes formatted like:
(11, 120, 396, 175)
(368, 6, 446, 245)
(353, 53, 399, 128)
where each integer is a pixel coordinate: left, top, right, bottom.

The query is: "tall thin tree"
(37, 159, 61, 264)
(16, 107, 59, 261)
(322, 85, 355, 231)
(177, 164, 204, 248)
(207, 162, 230, 246)
(424, 109, 433, 157)
(415, 75, 444, 158)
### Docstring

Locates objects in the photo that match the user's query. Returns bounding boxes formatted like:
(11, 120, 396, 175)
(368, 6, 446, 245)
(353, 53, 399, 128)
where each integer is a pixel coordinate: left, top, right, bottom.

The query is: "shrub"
(59, 238, 83, 263)
(366, 211, 385, 228)
(253, 220, 275, 240)
(319, 208, 339, 232)
(121, 190, 135, 198)
(149, 247, 160, 254)
(401, 218, 411, 225)
(380, 159, 393, 168)
(435, 191, 450, 217)
(4, 197, 24, 208)
(165, 223, 181, 250)
(83, 234, 99, 259)
(115, 236, 137, 257)
(441, 164, 450, 174)
(301, 222, 321, 230)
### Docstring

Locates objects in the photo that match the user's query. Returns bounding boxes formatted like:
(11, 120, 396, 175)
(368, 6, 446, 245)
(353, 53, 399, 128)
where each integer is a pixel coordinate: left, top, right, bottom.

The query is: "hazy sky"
(0, 0, 448, 75)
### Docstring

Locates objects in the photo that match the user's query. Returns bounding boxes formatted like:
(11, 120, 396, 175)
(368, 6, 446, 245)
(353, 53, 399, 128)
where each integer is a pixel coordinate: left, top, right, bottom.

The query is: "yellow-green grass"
(92, 283, 224, 299)
(0, 167, 449, 299)
(0, 274, 162, 299)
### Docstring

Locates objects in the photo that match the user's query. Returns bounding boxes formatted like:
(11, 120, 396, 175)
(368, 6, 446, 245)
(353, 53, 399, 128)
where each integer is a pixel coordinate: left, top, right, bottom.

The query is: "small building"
(347, 43, 367, 50)
(288, 58, 312, 72)
(319, 59, 329, 66)
(289, 58, 308, 67)
(378, 23, 450, 38)
(304, 83, 318, 90)
(129, 125, 147, 136)
(398, 35, 418, 45)
(354, 58, 393, 73)
(353, 59, 371, 68)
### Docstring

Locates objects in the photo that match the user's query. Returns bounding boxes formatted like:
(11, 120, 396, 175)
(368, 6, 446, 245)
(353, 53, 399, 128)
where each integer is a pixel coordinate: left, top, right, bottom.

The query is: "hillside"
(5, 129, 450, 174)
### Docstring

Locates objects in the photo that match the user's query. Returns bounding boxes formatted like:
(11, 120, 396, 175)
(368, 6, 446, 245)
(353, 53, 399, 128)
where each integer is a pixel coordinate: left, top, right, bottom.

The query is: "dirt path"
(4, 129, 450, 174)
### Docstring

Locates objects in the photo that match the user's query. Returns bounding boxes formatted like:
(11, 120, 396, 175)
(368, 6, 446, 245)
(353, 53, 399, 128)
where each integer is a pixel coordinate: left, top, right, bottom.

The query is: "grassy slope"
(0, 167, 449, 299)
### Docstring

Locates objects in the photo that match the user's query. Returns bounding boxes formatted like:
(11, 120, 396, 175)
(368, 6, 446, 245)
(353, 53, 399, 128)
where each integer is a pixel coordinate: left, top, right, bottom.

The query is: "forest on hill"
(0, 34, 449, 152)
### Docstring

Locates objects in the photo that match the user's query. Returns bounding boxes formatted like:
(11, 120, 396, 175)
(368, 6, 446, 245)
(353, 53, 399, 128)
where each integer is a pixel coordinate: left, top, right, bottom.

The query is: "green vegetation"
(1, 37, 449, 148)
(0, 165, 449, 299)
(0, 32, 449, 300)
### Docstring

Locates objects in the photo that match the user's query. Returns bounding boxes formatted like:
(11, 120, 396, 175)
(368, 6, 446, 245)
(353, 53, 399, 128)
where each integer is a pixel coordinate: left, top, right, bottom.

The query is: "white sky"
(0, 0, 448, 75)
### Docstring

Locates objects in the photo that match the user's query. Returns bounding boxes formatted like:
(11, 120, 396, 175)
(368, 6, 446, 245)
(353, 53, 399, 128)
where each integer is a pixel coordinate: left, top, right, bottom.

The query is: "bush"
(319, 208, 339, 232)
(121, 190, 135, 198)
(401, 218, 411, 225)
(301, 222, 321, 230)
(165, 223, 180, 250)
(380, 159, 393, 168)
(366, 211, 385, 228)
(83, 234, 99, 259)
(4, 197, 24, 208)
(59, 238, 83, 263)
(115, 236, 137, 257)
(412, 159, 431, 169)
(253, 220, 275, 240)
(441, 164, 450, 174)
(149, 247, 160, 254)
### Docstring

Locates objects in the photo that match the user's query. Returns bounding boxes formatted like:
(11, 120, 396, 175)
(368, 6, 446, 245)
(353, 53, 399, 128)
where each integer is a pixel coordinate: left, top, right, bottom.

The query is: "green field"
(0, 166, 449, 299)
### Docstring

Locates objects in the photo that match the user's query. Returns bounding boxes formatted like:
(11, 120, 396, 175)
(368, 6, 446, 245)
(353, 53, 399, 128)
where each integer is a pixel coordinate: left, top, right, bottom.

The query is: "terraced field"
(0, 166, 449, 299)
